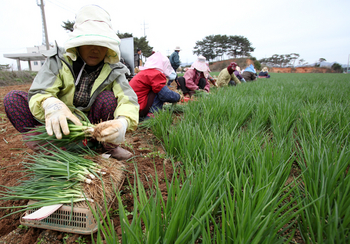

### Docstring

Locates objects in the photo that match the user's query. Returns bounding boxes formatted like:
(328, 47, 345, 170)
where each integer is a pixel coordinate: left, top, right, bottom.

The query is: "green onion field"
(92, 73, 350, 243)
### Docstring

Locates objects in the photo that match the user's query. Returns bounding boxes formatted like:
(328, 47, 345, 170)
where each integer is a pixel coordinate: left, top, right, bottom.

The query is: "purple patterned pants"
(4, 90, 118, 133)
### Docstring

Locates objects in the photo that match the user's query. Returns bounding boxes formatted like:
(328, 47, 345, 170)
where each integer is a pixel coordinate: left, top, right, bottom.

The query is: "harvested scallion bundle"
(0, 146, 104, 219)
(23, 120, 95, 148)
(0, 176, 91, 220)
(23, 108, 96, 148)
(26, 145, 101, 181)
(0, 144, 125, 220)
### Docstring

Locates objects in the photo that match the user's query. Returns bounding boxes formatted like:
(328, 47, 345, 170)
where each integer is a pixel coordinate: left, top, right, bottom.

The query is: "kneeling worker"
(129, 52, 181, 121)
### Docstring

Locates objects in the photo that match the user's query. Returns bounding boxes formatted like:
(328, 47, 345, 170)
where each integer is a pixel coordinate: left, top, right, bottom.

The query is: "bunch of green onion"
(24, 146, 101, 183)
(23, 120, 95, 148)
(0, 146, 103, 219)
(23, 109, 95, 148)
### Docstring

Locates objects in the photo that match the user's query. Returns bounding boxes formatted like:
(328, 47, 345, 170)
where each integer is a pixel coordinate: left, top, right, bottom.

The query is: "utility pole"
(37, 0, 50, 50)
(141, 20, 148, 37)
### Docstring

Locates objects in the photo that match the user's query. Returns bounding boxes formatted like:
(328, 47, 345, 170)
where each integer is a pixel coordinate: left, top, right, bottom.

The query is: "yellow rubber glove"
(42, 97, 82, 139)
(93, 117, 128, 145)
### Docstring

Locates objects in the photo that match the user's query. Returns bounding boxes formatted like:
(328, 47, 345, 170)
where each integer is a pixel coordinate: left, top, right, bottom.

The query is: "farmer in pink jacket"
(176, 56, 210, 97)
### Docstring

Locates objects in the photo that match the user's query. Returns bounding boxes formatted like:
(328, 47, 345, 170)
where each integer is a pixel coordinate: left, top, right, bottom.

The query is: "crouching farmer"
(129, 52, 181, 121)
(216, 62, 242, 87)
(3, 5, 139, 160)
(176, 55, 211, 97)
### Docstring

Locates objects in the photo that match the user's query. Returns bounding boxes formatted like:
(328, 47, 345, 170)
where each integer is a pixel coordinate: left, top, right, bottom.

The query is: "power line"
(46, 0, 77, 14)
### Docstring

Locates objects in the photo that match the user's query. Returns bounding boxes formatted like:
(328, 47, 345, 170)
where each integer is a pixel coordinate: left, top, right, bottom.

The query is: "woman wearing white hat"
(4, 5, 139, 160)
(176, 56, 211, 96)
(129, 52, 181, 121)
(258, 67, 271, 78)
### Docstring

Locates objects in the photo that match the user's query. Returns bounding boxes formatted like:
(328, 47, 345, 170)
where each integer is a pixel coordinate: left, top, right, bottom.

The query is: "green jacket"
(217, 68, 241, 87)
(28, 46, 139, 131)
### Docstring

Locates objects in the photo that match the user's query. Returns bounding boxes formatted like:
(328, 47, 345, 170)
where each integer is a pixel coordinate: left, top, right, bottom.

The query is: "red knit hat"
(227, 62, 237, 74)
(228, 62, 237, 69)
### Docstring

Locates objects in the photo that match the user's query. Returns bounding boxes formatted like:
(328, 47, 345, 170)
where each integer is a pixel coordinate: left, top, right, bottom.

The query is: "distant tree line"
(193, 35, 255, 62)
(258, 53, 304, 67)
(259, 54, 344, 73)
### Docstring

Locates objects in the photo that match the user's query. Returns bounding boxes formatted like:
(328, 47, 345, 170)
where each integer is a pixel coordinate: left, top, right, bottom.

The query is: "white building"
(4, 44, 54, 71)
(27, 45, 54, 71)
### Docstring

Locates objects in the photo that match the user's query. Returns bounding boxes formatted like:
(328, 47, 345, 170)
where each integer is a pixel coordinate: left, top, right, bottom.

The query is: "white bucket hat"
(64, 5, 121, 64)
(139, 52, 174, 77)
(191, 55, 208, 72)
(174, 46, 181, 51)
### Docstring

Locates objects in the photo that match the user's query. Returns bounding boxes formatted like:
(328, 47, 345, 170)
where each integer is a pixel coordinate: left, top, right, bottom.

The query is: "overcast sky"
(1, 0, 349, 70)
